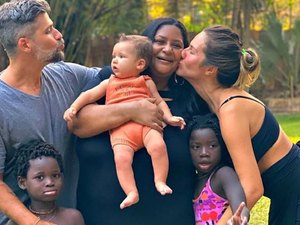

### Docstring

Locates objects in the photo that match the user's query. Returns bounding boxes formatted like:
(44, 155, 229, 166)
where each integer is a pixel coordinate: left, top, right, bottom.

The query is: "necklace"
(196, 173, 210, 181)
(29, 205, 57, 215)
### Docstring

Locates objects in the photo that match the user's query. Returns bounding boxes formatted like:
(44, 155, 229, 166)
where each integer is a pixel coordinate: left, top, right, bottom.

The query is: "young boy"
(7, 140, 85, 225)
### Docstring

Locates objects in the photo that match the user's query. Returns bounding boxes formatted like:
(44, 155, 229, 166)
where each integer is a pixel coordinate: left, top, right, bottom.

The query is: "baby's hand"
(166, 116, 186, 129)
(63, 107, 77, 122)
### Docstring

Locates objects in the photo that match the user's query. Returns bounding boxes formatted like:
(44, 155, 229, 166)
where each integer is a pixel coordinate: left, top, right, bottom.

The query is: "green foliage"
(47, 0, 148, 64)
(182, 0, 230, 33)
(254, 12, 300, 97)
(93, 0, 148, 36)
(250, 196, 270, 225)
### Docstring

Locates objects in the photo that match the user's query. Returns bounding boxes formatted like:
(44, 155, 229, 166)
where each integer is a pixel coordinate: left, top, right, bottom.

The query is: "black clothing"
(262, 144, 300, 225)
(220, 95, 280, 161)
(221, 95, 300, 225)
(76, 75, 209, 225)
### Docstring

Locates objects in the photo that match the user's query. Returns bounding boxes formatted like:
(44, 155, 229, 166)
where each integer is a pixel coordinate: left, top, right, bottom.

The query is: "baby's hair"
(188, 113, 232, 165)
(118, 34, 153, 69)
(14, 139, 64, 177)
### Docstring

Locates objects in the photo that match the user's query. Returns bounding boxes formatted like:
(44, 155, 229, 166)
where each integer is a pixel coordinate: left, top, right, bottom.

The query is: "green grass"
(275, 113, 300, 137)
(250, 113, 299, 225)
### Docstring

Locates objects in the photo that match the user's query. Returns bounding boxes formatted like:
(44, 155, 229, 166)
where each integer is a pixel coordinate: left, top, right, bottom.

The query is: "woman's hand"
(131, 98, 164, 132)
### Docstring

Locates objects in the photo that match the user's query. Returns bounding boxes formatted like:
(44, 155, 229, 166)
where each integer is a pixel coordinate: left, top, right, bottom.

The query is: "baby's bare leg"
(113, 145, 139, 209)
(143, 129, 172, 195)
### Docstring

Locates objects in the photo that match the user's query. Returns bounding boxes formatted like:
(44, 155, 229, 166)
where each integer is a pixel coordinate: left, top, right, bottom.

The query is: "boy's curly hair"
(14, 139, 64, 177)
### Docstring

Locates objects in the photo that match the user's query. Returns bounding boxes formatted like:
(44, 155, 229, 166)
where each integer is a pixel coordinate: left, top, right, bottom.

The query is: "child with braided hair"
(188, 113, 249, 225)
(6, 140, 85, 225)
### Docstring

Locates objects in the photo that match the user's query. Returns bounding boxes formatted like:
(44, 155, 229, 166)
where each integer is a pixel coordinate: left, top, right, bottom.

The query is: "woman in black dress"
(72, 18, 209, 225)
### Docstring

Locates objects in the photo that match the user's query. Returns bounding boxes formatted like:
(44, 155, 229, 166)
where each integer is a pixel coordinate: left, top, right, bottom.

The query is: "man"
(0, 1, 161, 224)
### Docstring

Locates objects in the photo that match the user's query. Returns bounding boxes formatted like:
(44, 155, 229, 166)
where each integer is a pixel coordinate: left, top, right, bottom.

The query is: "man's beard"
(35, 48, 65, 63)
(33, 40, 65, 63)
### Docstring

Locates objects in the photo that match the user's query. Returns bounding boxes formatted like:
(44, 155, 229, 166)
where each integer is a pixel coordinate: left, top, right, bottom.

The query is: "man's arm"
(0, 178, 55, 225)
(68, 98, 164, 138)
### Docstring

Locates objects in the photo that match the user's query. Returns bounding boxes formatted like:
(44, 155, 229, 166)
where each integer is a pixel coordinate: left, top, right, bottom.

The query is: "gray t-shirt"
(0, 61, 101, 224)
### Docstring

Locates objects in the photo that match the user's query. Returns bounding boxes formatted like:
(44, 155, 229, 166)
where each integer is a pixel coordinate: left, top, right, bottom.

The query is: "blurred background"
(0, 1, 299, 224)
(0, 0, 300, 103)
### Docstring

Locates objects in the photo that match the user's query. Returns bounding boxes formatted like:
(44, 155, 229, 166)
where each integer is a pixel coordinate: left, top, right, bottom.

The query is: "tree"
(48, 0, 148, 64)
(255, 12, 300, 98)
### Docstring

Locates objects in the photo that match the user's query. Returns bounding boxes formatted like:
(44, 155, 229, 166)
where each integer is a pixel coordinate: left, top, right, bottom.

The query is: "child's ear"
(17, 176, 27, 190)
(136, 59, 146, 71)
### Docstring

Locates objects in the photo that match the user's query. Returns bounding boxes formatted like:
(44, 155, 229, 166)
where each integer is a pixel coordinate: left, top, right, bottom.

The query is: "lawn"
(276, 113, 300, 142)
(250, 113, 300, 225)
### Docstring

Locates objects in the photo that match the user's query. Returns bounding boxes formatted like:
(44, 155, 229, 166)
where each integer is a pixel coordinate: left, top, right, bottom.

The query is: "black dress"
(76, 74, 209, 225)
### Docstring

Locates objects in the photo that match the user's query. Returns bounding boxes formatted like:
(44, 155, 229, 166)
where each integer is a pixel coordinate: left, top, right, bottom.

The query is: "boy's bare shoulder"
(57, 207, 85, 225)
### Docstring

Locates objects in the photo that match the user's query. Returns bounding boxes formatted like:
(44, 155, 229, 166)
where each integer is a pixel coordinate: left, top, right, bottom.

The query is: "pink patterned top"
(193, 169, 229, 225)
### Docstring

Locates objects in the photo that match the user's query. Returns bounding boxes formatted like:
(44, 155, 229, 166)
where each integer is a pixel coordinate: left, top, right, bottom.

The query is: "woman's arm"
(217, 104, 264, 224)
(219, 107, 264, 207)
(69, 98, 164, 138)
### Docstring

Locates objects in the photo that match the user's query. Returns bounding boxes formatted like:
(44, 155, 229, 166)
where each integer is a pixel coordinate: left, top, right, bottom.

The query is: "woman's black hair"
(141, 17, 189, 48)
(141, 17, 188, 88)
(14, 139, 64, 177)
(188, 113, 232, 166)
(141, 18, 210, 119)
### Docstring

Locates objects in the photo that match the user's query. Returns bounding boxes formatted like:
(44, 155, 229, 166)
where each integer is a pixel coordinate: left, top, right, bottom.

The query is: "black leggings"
(262, 144, 300, 225)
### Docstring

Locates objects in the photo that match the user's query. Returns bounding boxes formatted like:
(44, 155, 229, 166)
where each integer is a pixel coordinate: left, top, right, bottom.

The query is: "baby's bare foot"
(155, 182, 173, 195)
(120, 191, 139, 209)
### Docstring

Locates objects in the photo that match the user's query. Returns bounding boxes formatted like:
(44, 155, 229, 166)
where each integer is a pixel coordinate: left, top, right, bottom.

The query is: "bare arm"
(64, 80, 109, 121)
(217, 167, 250, 222)
(68, 98, 164, 138)
(217, 104, 264, 224)
(0, 178, 55, 225)
(146, 79, 185, 129)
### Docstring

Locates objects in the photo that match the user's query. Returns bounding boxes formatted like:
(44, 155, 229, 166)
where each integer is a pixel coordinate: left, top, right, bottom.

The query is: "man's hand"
(131, 98, 164, 132)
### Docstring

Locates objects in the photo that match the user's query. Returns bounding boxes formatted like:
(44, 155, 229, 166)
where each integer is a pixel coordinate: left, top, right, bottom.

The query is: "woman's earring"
(174, 74, 185, 86)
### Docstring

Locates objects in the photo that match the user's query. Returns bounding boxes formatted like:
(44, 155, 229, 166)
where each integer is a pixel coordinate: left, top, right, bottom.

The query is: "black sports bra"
(220, 95, 280, 161)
